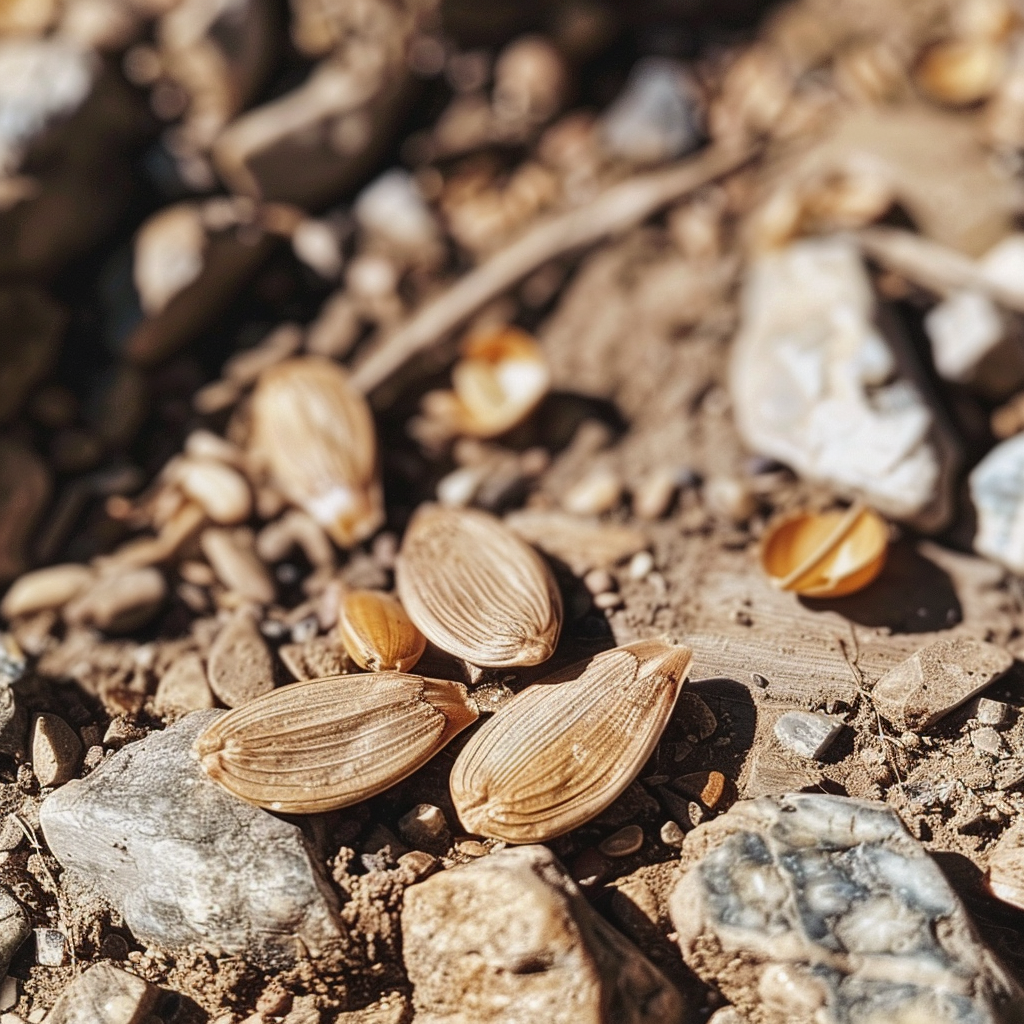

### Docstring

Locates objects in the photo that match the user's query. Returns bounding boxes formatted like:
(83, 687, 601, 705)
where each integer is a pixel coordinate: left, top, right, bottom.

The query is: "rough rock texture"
(669, 794, 1024, 1024)
(729, 237, 958, 531)
(986, 820, 1024, 912)
(45, 963, 160, 1024)
(772, 711, 842, 760)
(969, 433, 1024, 574)
(0, 884, 29, 977)
(402, 844, 689, 1024)
(38, 710, 343, 967)
(870, 636, 1013, 731)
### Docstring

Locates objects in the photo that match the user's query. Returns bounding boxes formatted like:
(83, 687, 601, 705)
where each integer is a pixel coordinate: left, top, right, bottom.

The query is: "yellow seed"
(450, 638, 692, 843)
(396, 504, 562, 668)
(760, 504, 888, 598)
(915, 38, 1006, 106)
(339, 590, 426, 672)
(195, 672, 478, 814)
(249, 356, 383, 548)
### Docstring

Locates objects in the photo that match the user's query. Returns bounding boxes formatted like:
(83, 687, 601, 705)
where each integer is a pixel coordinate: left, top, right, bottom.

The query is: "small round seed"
(628, 551, 654, 580)
(599, 825, 643, 858)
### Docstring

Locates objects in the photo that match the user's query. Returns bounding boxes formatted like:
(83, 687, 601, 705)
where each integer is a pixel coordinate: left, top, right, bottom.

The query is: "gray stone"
(707, 1011, 747, 1024)
(39, 710, 342, 967)
(30, 713, 82, 788)
(45, 963, 159, 1024)
(972, 726, 1005, 757)
(669, 794, 1024, 1024)
(772, 711, 843, 760)
(402, 844, 688, 1024)
(0, 886, 29, 977)
(871, 636, 1013, 731)
(397, 804, 449, 850)
(976, 698, 1012, 728)
(0, 685, 25, 758)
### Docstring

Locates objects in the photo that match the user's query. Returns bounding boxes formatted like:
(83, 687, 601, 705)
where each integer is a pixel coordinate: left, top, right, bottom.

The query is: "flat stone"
(987, 820, 1024, 912)
(870, 636, 1013, 731)
(39, 710, 342, 967)
(972, 726, 1005, 757)
(669, 794, 1024, 1024)
(772, 711, 843, 760)
(30, 713, 82, 788)
(402, 844, 688, 1024)
(153, 652, 214, 715)
(34, 928, 64, 966)
(976, 698, 1013, 728)
(45, 963, 159, 1024)
(206, 607, 273, 707)
(0, 886, 29, 977)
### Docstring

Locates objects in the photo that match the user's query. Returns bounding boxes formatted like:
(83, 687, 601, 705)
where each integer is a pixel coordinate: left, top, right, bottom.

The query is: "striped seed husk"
(449, 638, 693, 843)
(195, 672, 478, 813)
(395, 504, 562, 668)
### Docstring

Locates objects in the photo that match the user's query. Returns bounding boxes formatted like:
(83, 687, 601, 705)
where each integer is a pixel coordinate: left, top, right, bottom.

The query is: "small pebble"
(34, 928, 65, 966)
(562, 469, 623, 516)
(774, 711, 843, 760)
(0, 977, 16, 1012)
(290, 615, 319, 645)
(632, 467, 679, 520)
(976, 697, 1012, 727)
(703, 475, 756, 523)
(456, 840, 488, 859)
(598, 825, 643, 857)
(972, 726, 1004, 756)
(752, 672, 770, 689)
(398, 804, 449, 848)
(660, 821, 685, 848)
(628, 551, 654, 580)
(31, 714, 82, 788)
(437, 466, 484, 507)
(398, 850, 439, 881)
(583, 569, 614, 595)
(594, 591, 623, 610)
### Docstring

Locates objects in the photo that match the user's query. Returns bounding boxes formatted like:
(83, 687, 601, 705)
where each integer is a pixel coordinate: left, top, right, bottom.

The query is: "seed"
(599, 825, 643, 858)
(396, 505, 562, 668)
(195, 672, 479, 813)
(673, 770, 737, 812)
(562, 468, 623, 516)
(339, 590, 426, 672)
(173, 457, 252, 525)
(1, 564, 94, 619)
(450, 638, 692, 843)
(249, 356, 383, 548)
(760, 503, 888, 598)
(915, 38, 1006, 106)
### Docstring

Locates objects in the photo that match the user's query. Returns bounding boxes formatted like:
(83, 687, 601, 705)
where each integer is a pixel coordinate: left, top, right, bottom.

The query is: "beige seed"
(1, 564, 94, 619)
(562, 468, 623, 516)
(195, 672, 479, 813)
(599, 825, 644, 858)
(200, 528, 275, 604)
(174, 457, 252, 525)
(250, 356, 383, 548)
(339, 590, 426, 673)
(396, 505, 562, 668)
(207, 606, 274, 707)
(450, 638, 692, 843)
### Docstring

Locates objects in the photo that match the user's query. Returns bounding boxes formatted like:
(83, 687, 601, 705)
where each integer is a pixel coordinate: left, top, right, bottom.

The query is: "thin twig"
(350, 142, 758, 395)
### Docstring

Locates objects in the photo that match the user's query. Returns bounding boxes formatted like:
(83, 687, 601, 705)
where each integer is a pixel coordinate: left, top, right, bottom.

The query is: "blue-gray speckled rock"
(669, 793, 1024, 1024)
(38, 710, 342, 968)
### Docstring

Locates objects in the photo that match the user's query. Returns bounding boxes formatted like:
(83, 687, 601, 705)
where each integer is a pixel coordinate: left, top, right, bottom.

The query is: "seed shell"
(339, 590, 426, 672)
(250, 356, 383, 548)
(450, 638, 692, 842)
(195, 672, 478, 813)
(396, 504, 562, 668)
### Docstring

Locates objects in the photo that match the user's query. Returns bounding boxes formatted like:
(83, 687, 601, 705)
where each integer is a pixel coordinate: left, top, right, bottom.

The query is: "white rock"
(979, 232, 1024, 295)
(773, 711, 842, 760)
(730, 237, 958, 531)
(600, 58, 703, 164)
(970, 432, 1024, 573)
(924, 291, 1004, 383)
(353, 169, 440, 253)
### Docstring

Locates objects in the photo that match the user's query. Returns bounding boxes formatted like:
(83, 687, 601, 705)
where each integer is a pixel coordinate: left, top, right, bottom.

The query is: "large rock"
(729, 237, 958, 531)
(669, 794, 1024, 1024)
(402, 844, 689, 1024)
(39, 710, 342, 967)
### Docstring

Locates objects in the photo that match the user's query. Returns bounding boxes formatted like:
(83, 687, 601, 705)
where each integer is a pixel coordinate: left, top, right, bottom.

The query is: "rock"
(600, 58, 703, 164)
(63, 568, 166, 633)
(30, 713, 82, 787)
(870, 636, 1013, 731)
(669, 793, 1024, 1024)
(402, 844, 688, 1024)
(153, 652, 214, 714)
(45, 963, 159, 1024)
(730, 237, 958, 531)
(354, 169, 440, 255)
(0, 564, 94, 620)
(987, 820, 1024, 911)
(972, 726, 1004, 756)
(39, 710, 342, 967)
(206, 607, 274, 707)
(397, 804, 449, 850)
(200, 528, 275, 604)
(0, 886, 29, 978)
(976, 698, 1012, 727)
(504, 510, 646, 575)
(34, 928, 65, 966)
(772, 711, 843, 760)
(970, 433, 1024, 573)
(0, 685, 26, 758)
(707, 1011, 747, 1024)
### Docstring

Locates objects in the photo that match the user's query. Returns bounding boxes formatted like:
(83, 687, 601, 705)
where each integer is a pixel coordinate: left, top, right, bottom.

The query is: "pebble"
(398, 804, 449, 849)
(44, 963, 160, 1024)
(0, 686, 26, 758)
(207, 607, 274, 707)
(402, 845, 689, 1023)
(972, 726, 1004, 757)
(582, 568, 614, 595)
(986, 820, 1024, 911)
(669, 794, 1024, 1024)
(659, 821, 685, 847)
(0, 977, 16, 1012)
(632, 467, 679, 521)
(0, 564, 94, 619)
(870, 637, 1013, 730)
(773, 711, 843, 760)
(562, 469, 623, 516)
(30, 713, 82, 788)
(599, 825, 644, 858)
(0, 886, 29, 978)
(593, 590, 623, 610)
(63, 568, 166, 633)
(707, 1010, 747, 1024)
(154, 652, 214, 714)
(200, 528, 275, 604)
(970, 431, 1024, 574)
(702, 476, 756, 523)
(976, 697, 1012, 727)
(628, 550, 654, 580)
(39, 711, 342, 967)
(34, 928, 65, 966)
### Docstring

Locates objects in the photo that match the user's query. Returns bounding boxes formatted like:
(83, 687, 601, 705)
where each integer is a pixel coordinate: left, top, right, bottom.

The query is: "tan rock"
(201, 528, 275, 604)
(207, 607, 274, 707)
(986, 820, 1024, 911)
(154, 653, 214, 715)
(402, 844, 688, 1024)
(45, 963, 159, 1024)
(870, 636, 1013, 731)
(31, 713, 81, 788)
(63, 568, 166, 633)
